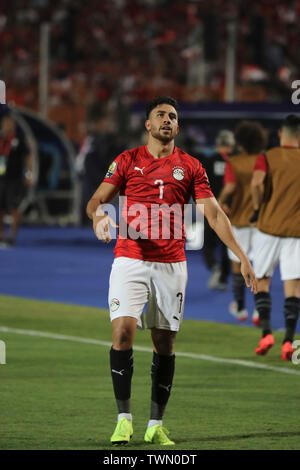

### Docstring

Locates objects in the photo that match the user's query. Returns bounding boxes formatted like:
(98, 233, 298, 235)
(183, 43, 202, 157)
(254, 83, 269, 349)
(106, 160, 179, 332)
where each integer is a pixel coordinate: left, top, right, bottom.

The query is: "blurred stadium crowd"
(1, 0, 299, 143)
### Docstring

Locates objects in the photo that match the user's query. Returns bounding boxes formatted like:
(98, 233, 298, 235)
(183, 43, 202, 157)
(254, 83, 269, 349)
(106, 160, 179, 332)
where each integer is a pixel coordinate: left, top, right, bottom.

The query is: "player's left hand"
(240, 258, 257, 294)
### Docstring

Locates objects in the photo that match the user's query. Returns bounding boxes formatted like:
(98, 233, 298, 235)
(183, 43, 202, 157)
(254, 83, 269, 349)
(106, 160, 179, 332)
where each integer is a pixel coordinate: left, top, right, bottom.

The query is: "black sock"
(232, 273, 245, 311)
(283, 297, 300, 344)
(110, 347, 133, 414)
(150, 352, 175, 420)
(255, 292, 272, 337)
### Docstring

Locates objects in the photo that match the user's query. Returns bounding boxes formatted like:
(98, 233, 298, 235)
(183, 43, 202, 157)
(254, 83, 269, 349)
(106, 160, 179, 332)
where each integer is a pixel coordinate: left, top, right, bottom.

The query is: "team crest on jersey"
(172, 166, 185, 181)
(106, 161, 118, 178)
(110, 298, 120, 312)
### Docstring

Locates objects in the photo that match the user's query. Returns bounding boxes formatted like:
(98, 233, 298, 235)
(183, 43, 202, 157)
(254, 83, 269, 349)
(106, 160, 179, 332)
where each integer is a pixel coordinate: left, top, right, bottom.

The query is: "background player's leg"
(282, 280, 300, 358)
(202, 221, 220, 289)
(255, 277, 272, 335)
(254, 277, 274, 355)
(219, 241, 230, 286)
(148, 328, 176, 425)
(0, 209, 5, 241)
(229, 261, 248, 321)
(232, 261, 245, 310)
(9, 207, 21, 244)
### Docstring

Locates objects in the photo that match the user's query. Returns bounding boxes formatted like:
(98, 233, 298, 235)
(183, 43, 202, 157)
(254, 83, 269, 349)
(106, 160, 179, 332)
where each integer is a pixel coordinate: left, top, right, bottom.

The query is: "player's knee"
(113, 327, 134, 350)
(152, 330, 176, 355)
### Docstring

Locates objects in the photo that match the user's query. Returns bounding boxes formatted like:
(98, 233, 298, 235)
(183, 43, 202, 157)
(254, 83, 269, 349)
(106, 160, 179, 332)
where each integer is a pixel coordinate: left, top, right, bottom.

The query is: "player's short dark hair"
(146, 96, 178, 119)
(282, 114, 300, 136)
(234, 120, 267, 154)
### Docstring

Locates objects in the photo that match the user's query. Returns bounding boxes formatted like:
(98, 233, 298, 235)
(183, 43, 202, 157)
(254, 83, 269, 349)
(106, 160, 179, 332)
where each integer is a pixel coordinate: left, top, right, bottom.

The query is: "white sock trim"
(147, 419, 162, 428)
(118, 413, 132, 422)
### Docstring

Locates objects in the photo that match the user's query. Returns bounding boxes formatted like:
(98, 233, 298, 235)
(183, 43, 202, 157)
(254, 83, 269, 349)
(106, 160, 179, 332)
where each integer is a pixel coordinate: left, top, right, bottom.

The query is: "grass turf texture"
(0, 294, 300, 450)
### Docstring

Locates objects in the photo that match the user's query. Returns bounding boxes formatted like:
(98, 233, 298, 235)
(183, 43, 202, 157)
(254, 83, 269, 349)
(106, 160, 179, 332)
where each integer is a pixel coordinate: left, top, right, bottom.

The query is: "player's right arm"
(250, 154, 267, 223)
(86, 182, 120, 243)
(87, 153, 129, 242)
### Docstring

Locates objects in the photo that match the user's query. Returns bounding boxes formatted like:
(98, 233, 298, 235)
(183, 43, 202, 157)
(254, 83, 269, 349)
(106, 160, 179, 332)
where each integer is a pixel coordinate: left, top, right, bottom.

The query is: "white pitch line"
(1, 325, 300, 377)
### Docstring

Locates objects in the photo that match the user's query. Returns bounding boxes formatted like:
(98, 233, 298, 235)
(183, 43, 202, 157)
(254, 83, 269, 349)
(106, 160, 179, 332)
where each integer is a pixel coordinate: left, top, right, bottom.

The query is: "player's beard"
(151, 127, 175, 144)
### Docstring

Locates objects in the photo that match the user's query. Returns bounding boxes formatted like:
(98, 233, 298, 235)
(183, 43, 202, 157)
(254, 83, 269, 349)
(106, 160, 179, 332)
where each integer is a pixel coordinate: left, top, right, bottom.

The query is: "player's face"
(145, 104, 179, 143)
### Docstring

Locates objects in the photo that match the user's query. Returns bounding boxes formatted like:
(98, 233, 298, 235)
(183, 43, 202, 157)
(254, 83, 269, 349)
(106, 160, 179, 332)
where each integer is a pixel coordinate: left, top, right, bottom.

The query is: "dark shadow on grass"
(177, 430, 300, 444)
(59, 431, 300, 450)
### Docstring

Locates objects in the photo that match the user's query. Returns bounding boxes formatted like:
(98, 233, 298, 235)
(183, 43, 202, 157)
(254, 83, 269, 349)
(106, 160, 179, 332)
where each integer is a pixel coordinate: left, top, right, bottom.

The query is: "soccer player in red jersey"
(87, 96, 257, 446)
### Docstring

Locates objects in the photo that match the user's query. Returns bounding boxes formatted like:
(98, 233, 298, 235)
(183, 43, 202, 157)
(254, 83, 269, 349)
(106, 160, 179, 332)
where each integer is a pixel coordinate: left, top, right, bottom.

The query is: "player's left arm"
(196, 197, 257, 293)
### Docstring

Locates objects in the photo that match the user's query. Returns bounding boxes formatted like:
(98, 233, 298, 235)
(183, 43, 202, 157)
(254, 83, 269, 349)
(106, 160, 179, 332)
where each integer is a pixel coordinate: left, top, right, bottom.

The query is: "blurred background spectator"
(201, 130, 234, 291)
(1, 0, 300, 147)
(0, 112, 32, 245)
(0, 0, 299, 231)
(75, 102, 124, 225)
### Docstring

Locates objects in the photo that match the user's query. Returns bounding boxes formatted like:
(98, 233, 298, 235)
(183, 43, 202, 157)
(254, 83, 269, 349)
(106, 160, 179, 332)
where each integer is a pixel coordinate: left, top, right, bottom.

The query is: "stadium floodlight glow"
(0, 80, 6, 104)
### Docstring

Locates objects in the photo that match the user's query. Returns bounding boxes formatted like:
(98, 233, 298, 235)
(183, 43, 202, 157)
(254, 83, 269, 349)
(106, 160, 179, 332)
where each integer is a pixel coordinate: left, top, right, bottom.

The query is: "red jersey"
(224, 161, 236, 184)
(224, 153, 266, 184)
(103, 145, 214, 262)
(253, 147, 299, 174)
(253, 153, 267, 173)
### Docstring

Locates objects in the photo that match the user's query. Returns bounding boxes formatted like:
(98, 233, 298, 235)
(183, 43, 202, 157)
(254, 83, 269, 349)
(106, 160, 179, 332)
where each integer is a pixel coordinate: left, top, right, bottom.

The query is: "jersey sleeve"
(102, 152, 130, 188)
(192, 159, 214, 200)
(224, 161, 236, 184)
(254, 153, 268, 173)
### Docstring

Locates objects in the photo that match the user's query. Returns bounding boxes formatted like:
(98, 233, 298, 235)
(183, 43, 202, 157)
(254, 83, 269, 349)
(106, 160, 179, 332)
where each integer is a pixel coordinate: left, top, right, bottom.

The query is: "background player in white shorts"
(87, 96, 257, 446)
(218, 121, 267, 322)
(251, 115, 300, 360)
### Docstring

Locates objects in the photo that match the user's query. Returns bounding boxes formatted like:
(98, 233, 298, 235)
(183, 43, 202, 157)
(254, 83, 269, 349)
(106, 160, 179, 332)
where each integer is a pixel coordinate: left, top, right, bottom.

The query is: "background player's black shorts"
(0, 179, 25, 210)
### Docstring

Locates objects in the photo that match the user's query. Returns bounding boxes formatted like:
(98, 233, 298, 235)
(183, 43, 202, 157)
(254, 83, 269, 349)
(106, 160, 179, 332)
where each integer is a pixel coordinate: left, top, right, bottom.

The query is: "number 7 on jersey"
(154, 179, 164, 199)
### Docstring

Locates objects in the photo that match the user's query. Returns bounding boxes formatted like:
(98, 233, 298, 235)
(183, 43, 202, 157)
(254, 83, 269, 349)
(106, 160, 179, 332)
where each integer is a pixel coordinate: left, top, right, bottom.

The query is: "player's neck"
(146, 137, 175, 159)
(280, 137, 299, 148)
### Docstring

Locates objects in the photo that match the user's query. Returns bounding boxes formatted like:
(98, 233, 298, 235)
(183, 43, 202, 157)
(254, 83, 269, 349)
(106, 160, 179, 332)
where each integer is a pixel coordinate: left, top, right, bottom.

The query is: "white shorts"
(228, 226, 257, 262)
(253, 230, 300, 280)
(108, 257, 188, 331)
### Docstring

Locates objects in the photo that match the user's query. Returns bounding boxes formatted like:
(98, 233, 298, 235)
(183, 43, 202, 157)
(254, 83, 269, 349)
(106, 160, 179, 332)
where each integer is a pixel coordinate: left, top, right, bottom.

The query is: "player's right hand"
(93, 214, 118, 243)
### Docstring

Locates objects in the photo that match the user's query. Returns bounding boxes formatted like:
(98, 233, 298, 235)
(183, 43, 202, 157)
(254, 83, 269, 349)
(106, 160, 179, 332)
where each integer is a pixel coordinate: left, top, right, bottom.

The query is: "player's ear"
(145, 119, 151, 132)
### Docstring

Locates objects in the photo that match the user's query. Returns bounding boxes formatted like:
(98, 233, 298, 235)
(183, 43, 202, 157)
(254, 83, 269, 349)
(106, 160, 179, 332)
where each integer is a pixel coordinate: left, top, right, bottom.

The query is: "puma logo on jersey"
(111, 369, 125, 376)
(134, 166, 145, 175)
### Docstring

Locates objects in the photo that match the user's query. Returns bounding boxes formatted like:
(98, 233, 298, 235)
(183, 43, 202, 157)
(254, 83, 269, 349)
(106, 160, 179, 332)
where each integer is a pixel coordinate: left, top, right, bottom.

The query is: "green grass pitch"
(0, 294, 300, 450)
